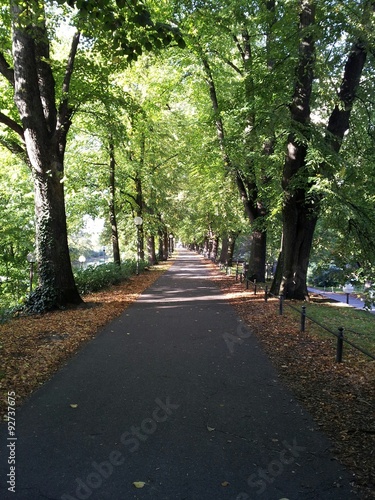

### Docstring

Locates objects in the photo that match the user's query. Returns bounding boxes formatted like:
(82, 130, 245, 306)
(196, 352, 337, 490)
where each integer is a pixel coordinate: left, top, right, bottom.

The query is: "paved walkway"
(1, 251, 357, 499)
(308, 287, 375, 312)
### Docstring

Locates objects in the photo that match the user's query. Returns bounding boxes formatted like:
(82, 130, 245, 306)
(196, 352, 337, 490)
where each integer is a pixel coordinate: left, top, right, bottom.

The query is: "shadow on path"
(0, 251, 357, 499)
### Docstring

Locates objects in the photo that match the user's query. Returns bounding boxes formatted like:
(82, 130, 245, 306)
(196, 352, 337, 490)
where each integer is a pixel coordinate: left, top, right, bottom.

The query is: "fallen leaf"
(221, 481, 230, 487)
(207, 426, 215, 432)
(70, 404, 78, 408)
(133, 481, 146, 489)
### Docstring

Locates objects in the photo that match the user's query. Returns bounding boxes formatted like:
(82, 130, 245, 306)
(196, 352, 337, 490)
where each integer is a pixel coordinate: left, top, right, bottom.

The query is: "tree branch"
(154, 153, 179, 170)
(63, 32, 81, 97)
(0, 52, 14, 86)
(0, 137, 28, 164)
(325, 40, 367, 153)
(210, 50, 243, 75)
(58, 31, 81, 126)
(0, 111, 24, 139)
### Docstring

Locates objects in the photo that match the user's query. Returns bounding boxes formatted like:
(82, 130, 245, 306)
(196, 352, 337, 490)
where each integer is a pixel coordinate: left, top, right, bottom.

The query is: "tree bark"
(248, 230, 267, 281)
(226, 234, 236, 267)
(147, 235, 157, 265)
(200, 42, 267, 281)
(158, 231, 165, 261)
(274, 0, 370, 300)
(109, 141, 121, 266)
(163, 230, 169, 260)
(219, 237, 229, 263)
(31, 169, 81, 306)
(7, 2, 82, 310)
(276, 0, 316, 300)
(211, 236, 219, 261)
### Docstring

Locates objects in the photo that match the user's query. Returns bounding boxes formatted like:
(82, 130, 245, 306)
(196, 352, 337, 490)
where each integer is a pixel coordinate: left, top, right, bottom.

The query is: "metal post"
(29, 261, 34, 294)
(265, 285, 268, 302)
(336, 327, 344, 363)
(254, 279, 257, 295)
(136, 225, 140, 275)
(346, 293, 349, 305)
(279, 295, 283, 315)
(300, 305, 306, 332)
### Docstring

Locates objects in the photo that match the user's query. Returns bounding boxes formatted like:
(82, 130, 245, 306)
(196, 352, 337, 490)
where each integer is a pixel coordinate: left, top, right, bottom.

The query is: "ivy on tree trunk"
(6, 1, 82, 310)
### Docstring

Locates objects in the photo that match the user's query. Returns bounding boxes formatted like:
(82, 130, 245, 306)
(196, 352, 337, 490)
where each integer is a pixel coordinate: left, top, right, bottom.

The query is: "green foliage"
(1, 0, 375, 310)
(308, 263, 346, 288)
(58, 0, 185, 63)
(73, 260, 147, 295)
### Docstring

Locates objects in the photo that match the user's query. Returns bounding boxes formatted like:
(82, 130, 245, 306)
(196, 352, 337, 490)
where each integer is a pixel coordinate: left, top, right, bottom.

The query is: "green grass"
(285, 301, 375, 357)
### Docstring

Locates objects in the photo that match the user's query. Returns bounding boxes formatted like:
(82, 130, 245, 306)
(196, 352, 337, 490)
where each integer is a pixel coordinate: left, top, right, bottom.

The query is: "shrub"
(74, 260, 148, 295)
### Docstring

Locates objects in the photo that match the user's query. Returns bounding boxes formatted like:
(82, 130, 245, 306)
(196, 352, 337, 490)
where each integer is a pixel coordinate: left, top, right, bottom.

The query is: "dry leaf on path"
(133, 481, 146, 489)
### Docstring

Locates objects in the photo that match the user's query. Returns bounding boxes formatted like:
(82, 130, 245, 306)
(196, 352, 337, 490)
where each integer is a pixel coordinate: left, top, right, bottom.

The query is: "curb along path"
(0, 250, 357, 499)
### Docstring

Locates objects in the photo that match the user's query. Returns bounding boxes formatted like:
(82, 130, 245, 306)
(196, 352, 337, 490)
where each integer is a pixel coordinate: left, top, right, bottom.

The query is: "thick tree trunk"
(248, 230, 267, 281)
(281, 196, 318, 299)
(226, 234, 236, 267)
(163, 231, 169, 260)
(158, 232, 165, 261)
(200, 45, 267, 281)
(219, 238, 229, 263)
(32, 170, 81, 306)
(109, 142, 121, 266)
(211, 236, 219, 261)
(147, 235, 157, 265)
(273, 1, 369, 299)
(8, 4, 82, 310)
(273, 0, 316, 300)
(235, 173, 267, 281)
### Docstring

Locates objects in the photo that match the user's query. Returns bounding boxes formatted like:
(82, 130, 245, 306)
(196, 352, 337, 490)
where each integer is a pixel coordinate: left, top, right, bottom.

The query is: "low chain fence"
(216, 260, 375, 364)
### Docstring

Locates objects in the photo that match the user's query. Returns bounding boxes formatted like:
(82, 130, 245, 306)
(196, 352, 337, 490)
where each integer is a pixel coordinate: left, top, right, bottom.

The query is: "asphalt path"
(0, 251, 357, 499)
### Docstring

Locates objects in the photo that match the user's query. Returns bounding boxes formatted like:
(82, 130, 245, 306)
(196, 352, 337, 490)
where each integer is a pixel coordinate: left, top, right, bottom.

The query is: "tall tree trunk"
(163, 231, 169, 260)
(32, 169, 81, 306)
(5, 4, 82, 310)
(274, 0, 370, 299)
(249, 230, 267, 281)
(109, 141, 121, 266)
(226, 233, 237, 267)
(137, 215, 145, 261)
(276, 0, 316, 300)
(270, 247, 283, 297)
(219, 237, 229, 263)
(147, 235, 157, 265)
(158, 231, 164, 261)
(211, 236, 219, 261)
(200, 45, 267, 281)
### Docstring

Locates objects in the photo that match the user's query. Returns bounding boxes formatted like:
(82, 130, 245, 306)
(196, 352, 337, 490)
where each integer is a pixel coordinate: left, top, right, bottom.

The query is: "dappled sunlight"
(138, 293, 228, 305)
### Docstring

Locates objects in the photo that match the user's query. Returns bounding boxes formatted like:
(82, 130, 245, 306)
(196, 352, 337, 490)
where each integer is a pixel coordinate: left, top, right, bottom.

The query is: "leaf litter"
(208, 261, 375, 500)
(0, 263, 171, 422)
